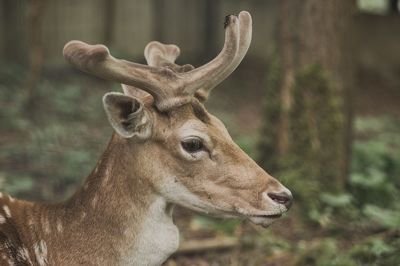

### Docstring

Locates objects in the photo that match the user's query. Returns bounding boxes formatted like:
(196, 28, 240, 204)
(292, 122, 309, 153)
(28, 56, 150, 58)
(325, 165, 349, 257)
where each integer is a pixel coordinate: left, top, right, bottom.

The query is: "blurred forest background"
(1, 0, 400, 265)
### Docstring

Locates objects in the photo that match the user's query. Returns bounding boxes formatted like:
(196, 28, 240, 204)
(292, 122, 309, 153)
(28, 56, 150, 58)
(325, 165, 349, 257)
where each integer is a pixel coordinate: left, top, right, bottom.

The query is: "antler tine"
(143, 12, 251, 102)
(122, 41, 195, 106)
(195, 11, 252, 101)
(181, 13, 241, 95)
(187, 11, 252, 100)
(145, 41, 180, 67)
(144, 41, 195, 72)
(122, 41, 191, 103)
(63, 40, 171, 103)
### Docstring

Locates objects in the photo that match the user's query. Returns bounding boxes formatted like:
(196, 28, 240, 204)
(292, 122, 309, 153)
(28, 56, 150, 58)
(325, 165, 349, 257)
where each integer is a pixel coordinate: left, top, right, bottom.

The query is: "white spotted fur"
(3, 206, 11, 218)
(33, 240, 48, 266)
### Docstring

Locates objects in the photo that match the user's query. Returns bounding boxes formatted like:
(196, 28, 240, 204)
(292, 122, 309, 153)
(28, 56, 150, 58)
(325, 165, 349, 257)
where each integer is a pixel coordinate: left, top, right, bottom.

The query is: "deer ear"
(103, 92, 152, 139)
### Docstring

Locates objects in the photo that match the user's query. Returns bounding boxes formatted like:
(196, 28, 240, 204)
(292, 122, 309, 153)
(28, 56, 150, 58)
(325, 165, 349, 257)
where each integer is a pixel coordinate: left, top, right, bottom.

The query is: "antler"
(144, 41, 195, 72)
(195, 11, 252, 100)
(63, 11, 252, 111)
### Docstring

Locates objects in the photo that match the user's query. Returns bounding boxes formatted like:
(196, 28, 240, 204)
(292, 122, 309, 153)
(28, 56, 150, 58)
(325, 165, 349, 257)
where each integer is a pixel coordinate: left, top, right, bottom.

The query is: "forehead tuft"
(190, 99, 210, 123)
(156, 98, 210, 124)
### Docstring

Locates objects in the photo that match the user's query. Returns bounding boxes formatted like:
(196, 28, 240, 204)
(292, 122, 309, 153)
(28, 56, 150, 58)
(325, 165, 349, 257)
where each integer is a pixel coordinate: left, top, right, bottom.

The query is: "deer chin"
(247, 214, 283, 228)
(159, 176, 290, 228)
(201, 207, 285, 228)
(233, 203, 288, 228)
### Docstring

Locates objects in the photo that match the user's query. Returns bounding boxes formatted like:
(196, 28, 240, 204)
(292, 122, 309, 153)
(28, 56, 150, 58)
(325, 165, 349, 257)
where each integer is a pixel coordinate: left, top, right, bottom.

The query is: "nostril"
(267, 192, 293, 209)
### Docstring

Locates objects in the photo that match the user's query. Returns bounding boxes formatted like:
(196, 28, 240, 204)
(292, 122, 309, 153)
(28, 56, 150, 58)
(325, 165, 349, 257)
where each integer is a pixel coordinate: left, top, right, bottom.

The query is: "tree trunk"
(152, 0, 166, 42)
(259, 1, 356, 194)
(103, 0, 116, 46)
(2, 0, 25, 64)
(389, 0, 399, 14)
(24, 0, 46, 118)
(204, 0, 221, 60)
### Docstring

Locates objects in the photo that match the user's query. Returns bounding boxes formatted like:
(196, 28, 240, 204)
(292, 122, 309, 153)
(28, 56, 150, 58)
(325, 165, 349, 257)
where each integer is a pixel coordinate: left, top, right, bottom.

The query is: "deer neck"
(63, 135, 179, 265)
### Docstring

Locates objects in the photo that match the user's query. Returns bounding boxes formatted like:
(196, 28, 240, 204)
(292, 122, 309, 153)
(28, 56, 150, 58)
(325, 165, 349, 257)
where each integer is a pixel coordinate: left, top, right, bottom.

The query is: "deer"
(0, 11, 292, 266)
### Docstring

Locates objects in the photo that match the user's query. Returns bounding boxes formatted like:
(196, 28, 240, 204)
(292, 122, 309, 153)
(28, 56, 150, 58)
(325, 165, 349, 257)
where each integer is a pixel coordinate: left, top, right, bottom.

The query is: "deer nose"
(267, 191, 293, 209)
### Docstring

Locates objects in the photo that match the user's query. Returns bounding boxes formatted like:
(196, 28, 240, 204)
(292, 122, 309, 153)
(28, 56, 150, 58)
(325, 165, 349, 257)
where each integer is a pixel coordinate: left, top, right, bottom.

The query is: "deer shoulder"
(0, 193, 41, 265)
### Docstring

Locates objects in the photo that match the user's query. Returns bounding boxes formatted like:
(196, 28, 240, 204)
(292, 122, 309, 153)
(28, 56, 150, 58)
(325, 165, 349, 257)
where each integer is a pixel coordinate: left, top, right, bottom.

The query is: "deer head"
(63, 11, 292, 228)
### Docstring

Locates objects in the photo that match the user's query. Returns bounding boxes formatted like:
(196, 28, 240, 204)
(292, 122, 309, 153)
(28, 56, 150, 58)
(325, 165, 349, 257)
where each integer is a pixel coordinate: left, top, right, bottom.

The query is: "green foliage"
(320, 192, 353, 208)
(363, 204, 400, 229)
(261, 115, 400, 264)
(0, 69, 109, 201)
(1, 174, 33, 195)
(350, 117, 400, 208)
(345, 116, 400, 232)
(349, 237, 400, 266)
(0, 77, 31, 130)
(255, 230, 291, 255)
(191, 215, 241, 236)
(293, 235, 400, 266)
(295, 239, 357, 266)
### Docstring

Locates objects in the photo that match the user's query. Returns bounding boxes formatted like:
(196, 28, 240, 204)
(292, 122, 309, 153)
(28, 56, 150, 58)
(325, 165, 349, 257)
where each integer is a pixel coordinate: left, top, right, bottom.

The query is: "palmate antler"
(63, 11, 252, 111)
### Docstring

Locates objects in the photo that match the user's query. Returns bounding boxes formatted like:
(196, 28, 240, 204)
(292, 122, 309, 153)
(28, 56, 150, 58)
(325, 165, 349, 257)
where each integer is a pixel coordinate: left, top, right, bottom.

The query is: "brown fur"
(0, 102, 289, 265)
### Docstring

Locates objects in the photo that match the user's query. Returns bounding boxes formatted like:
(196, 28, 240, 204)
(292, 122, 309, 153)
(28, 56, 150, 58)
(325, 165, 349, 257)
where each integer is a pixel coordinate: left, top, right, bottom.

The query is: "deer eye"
(181, 138, 204, 153)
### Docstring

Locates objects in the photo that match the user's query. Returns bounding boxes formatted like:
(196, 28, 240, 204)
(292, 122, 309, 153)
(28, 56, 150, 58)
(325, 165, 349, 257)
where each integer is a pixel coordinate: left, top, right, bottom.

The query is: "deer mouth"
(247, 213, 284, 228)
(251, 213, 282, 219)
